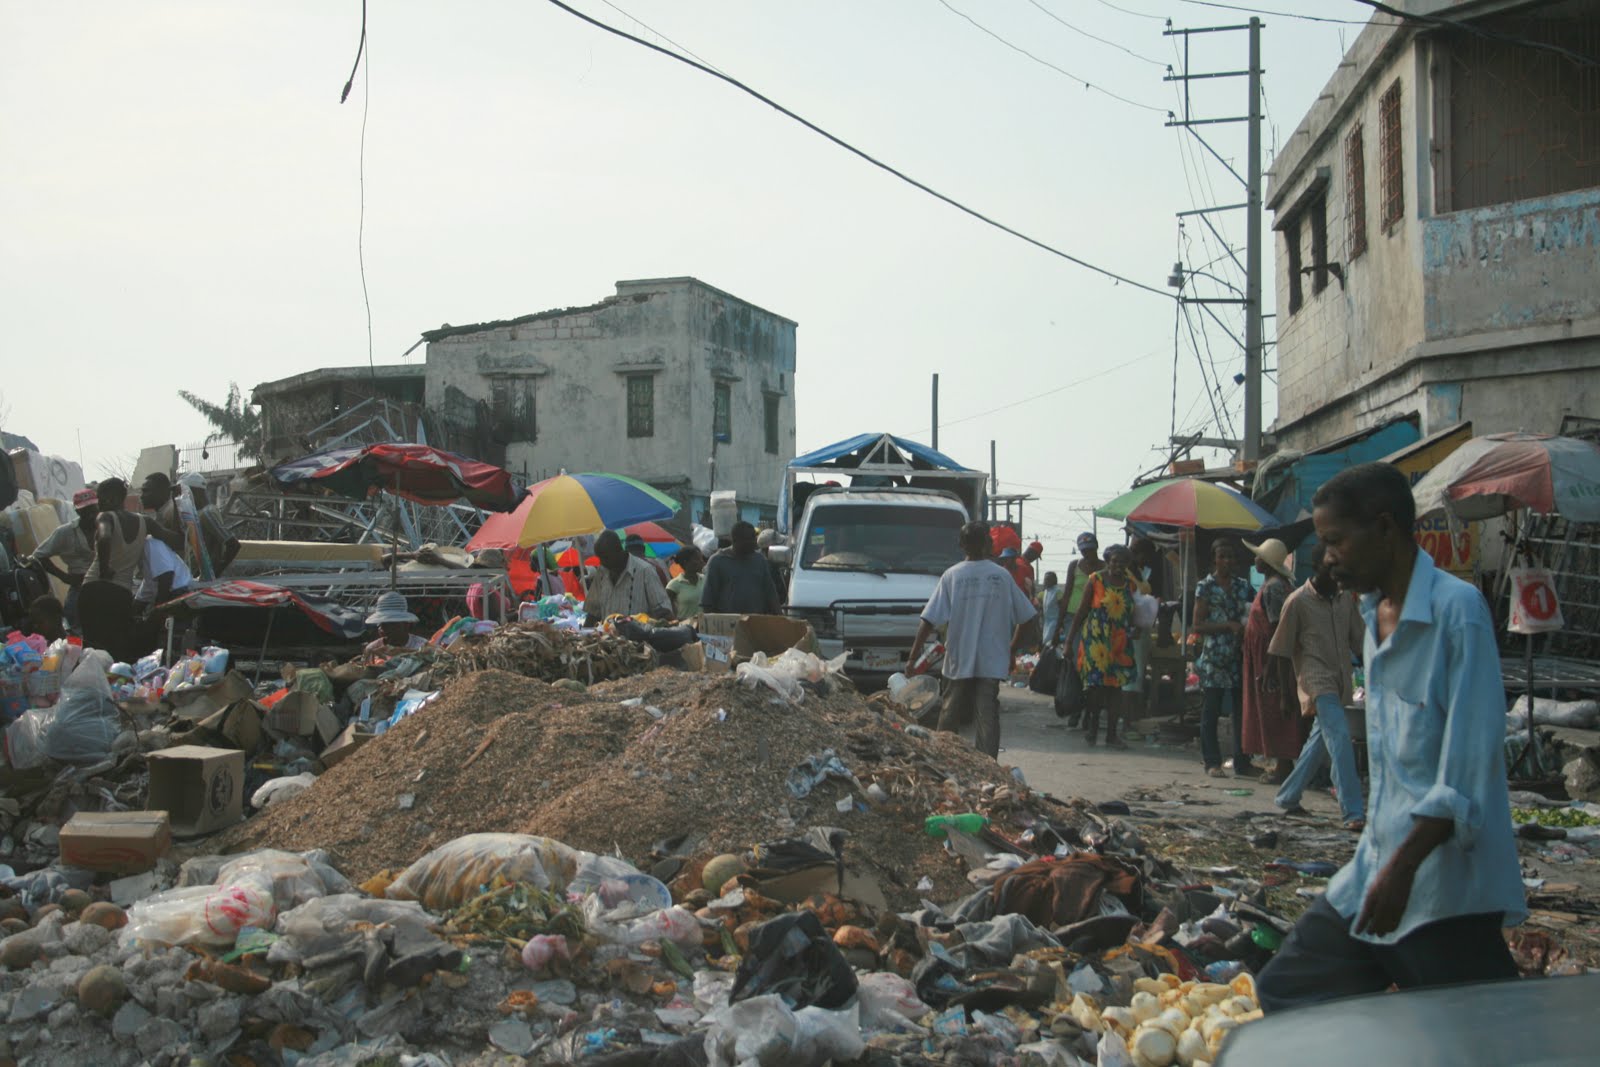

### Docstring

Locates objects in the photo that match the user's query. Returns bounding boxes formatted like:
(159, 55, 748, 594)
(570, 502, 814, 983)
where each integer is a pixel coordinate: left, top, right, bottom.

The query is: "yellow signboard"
(1386, 423, 1478, 576)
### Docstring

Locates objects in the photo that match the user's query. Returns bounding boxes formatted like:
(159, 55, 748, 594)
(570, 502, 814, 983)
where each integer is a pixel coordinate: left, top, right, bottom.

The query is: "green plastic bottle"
(924, 813, 990, 838)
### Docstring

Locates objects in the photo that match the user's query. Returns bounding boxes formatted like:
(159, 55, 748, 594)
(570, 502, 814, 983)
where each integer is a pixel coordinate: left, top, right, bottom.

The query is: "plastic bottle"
(923, 813, 990, 838)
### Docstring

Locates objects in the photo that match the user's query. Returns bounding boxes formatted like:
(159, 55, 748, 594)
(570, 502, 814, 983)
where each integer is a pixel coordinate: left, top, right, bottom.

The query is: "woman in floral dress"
(1192, 540, 1257, 778)
(1066, 544, 1140, 749)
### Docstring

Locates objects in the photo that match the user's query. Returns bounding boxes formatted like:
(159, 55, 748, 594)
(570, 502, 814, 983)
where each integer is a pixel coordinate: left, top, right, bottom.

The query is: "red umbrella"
(269, 443, 518, 512)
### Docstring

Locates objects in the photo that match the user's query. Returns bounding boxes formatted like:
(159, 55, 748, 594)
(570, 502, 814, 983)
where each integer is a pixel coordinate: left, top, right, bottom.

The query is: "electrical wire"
(543, 0, 1173, 297)
(595, 0, 723, 73)
(338, 0, 375, 379)
(936, 0, 1170, 113)
(1180, 1, 1378, 25)
(1024, 0, 1169, 68)
(1093, 0, 1168, 21)
(904, 347, 1166, 439)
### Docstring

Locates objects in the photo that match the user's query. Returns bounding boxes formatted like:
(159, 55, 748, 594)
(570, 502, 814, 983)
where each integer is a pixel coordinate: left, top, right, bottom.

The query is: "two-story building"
(422, 277, 796, 523)
(1266, 0, 1600, 451)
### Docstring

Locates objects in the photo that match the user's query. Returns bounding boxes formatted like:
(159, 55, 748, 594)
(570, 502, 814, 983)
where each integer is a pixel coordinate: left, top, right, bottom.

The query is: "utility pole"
(1165, 17, 1266, 463)
(931, 373, 940, 451)
(1244, 17, 1263, 463)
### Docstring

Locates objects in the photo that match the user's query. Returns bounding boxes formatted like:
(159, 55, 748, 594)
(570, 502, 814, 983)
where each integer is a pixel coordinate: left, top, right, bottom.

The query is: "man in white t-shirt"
(908, 521, 1039, 757)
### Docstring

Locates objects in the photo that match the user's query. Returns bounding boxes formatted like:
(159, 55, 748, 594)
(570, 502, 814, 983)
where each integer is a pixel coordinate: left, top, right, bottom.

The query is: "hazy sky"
(1, 1, 1372, 573)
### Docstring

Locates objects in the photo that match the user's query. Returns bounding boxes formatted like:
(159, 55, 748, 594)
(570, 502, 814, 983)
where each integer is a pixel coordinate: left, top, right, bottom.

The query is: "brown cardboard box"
(186, 699, 263, 752)
(320, 721, 376, 768)
(698, 613, 740, 673)
(59, 811, 172, 874)
(147, 745, 244, 835)
(733, 615, 816, 659)
(263, 691, 323, 737)
(170, 671, 254, 722)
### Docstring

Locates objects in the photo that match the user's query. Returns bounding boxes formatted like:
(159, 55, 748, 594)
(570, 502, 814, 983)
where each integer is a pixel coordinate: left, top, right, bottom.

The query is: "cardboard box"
(320, 721, 377, 768)
(733, 614, 816, 659)
(59, 811, 171, 874)
(186, 699, 263, 752)
(263, 690, 324, 737)
(698, 614, 741, 673)
(147, 745, 244, 835)
(171, 671, 254, 722)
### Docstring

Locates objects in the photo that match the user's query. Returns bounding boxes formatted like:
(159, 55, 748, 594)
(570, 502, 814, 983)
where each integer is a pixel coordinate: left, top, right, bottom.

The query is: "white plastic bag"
(216, 850, 339, 912)
(4, 707, 55, 770)
(251, 772, 318, 810)
(384, 833, 582, 909)
(703, 995, 864, 1067)
(62, 649, 113, 698)
(1132, 592, 1160, 629)
(44, 686, 120, 762)
(121, 874, 276, 947)
(587, 900, 702, 948)
(857, 972, 930, 1034)
(268, 893, 437, 966)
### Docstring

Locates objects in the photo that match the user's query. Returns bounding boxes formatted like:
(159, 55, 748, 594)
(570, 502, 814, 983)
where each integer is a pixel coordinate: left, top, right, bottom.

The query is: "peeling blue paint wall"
(1423, 186, 1600, 340)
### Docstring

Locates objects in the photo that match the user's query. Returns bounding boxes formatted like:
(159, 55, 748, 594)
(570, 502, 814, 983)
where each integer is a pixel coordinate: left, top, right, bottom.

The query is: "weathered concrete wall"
(1422, 187, 1600, 339)
(422, 278, 796, 510)
(1272, 40, 1429, 436)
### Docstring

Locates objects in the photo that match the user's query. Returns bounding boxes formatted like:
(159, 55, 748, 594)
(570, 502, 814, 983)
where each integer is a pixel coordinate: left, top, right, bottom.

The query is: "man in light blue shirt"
(1258, 462, 1523, 1013)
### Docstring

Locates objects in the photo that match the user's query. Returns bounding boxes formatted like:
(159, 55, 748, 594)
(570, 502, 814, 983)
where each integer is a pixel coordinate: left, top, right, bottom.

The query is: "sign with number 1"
(1508, 568, 1564, 635)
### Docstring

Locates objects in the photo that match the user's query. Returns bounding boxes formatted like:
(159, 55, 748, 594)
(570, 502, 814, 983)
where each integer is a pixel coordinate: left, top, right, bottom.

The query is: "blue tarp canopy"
(788, 432, 975, 473)
(780, 432, 985, 533)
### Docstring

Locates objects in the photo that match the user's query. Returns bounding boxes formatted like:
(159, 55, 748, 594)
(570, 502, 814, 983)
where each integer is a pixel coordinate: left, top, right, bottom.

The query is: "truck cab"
(782, 487, 968, 684)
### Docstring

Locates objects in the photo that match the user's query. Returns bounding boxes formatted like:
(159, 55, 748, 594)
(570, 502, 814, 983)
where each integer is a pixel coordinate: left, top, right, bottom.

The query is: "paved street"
(991, 684, 1349, 825)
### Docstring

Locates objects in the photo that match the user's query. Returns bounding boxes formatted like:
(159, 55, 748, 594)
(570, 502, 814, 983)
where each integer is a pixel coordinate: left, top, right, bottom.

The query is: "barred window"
(1345, 124, 1368, 259)
(713, 382, 732, 443)
(626, 375, 654, 438)
(764, 394, 780, 454)
(1379, 81, 1404, 230)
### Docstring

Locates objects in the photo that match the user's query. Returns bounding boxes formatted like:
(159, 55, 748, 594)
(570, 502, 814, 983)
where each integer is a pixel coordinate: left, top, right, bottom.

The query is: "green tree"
(179, 383, 264, 462)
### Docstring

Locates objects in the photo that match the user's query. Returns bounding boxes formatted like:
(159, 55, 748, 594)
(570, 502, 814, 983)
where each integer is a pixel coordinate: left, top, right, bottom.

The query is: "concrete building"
(1266, 0, 1600, 450)
(421, 278, 797, 522)
(253, 365, 428, 460)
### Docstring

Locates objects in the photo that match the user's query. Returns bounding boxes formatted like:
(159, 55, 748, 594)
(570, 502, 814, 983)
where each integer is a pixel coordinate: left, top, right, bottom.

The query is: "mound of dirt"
(221, 667, 1055, 909)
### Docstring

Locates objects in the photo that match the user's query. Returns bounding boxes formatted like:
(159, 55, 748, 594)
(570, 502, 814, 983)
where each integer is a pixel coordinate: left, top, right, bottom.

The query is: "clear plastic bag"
(383, 833, 582, 910)
(268, 893, 437, 966)
(704, 995, 864, 1067)
(857, 972, 930, 1034)
(62, 649, 113, 698)
(216, 850, 338, 912)
(4, 707, 55, 770)
(121, 874, 276, 947)
(43, 685, 119, 762)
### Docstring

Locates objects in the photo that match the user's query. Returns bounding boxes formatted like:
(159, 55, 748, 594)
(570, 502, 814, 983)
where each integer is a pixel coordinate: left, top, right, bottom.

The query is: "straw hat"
(365, 591, 418, 625)
(1244, 538, 1294, 580)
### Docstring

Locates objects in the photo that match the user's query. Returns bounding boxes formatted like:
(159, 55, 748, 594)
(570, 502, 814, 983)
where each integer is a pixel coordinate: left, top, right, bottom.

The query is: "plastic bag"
(857, 972, 930, 1034)
(736, 649, 845, 703)
(43, 685, 119, 762)
(268, 893, 437, 966)
(62, 648, 113, 698)
(121, 875, 276, 947)
(4, 707, 55, 769)
(1508, 696, 1600, 730)
(703, 995, 864, 1067)
(732, 911, 858, 1011)
(384, 833, 582, 910)
(251, 772, 318, 810)
(1132, 592, 1161, 629)
(1096, 1029, 1136, 1067)
(217, 850, 340, 912)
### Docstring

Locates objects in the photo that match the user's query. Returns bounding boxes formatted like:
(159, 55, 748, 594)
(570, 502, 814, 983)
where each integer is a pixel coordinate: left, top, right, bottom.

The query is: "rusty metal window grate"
(1380, 80, 1404, 230)
(1345, 124, 1368, 258)
(626, 375, 654, 438)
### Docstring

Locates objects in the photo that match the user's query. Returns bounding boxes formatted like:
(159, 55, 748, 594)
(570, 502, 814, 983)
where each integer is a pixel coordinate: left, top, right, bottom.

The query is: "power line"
(1180, 1, 1377, 25)
(542, 0, 1173, 297)
(1024, 0, 1169, 68)
(1093, 0, 1168, 22)
(936, 0, 1170, 113)
(905, 347, 1166, 438)
(338, 0, 375, 380)
(595, 0, 723, 72)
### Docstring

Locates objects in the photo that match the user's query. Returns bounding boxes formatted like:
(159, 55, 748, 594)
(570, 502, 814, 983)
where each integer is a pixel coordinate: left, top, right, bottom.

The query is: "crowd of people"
(14, 473, 240, 661)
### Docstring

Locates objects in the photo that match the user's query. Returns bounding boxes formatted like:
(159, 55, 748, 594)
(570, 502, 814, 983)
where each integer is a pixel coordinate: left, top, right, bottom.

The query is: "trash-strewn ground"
(2, 660, 1597, 1067)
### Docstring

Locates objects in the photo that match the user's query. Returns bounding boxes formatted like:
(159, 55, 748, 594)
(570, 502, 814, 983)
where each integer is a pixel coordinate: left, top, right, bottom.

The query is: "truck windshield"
(800, 505, 965, 576)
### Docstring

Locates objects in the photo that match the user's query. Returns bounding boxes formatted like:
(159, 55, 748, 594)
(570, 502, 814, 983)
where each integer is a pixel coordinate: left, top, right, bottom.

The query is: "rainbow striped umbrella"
(1097, 478, 1274, 530)
(467, 473, 679, 550)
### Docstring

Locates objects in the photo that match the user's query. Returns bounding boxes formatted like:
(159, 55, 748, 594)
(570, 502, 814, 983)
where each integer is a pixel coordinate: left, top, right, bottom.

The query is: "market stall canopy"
(466, 473, 679, 550)
(1098, 477, 1275, 530)
(160, 580, 369, 639)
(1411, 432, 1600, 522)
(780, 432, 987, 533)
(268, 443, 519, 512)
(620, 521, 682, 557)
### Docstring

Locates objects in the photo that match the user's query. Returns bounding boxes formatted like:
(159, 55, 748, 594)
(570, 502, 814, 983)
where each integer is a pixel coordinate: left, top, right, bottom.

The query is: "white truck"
(772, 433, 987, 685)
